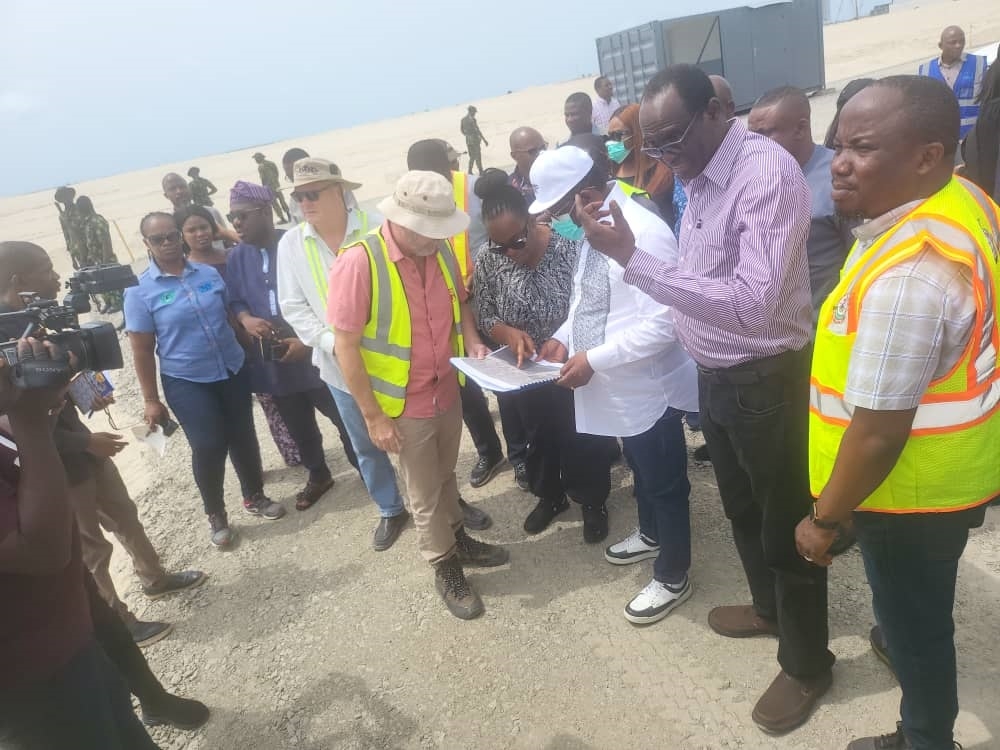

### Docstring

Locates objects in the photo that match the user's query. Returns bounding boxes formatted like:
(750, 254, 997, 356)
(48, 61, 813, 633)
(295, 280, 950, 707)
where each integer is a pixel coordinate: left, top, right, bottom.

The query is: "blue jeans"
(622, 408, 691, 585)
(162, 367, 263, 517)
(855, 506, 985, 750)
(328, 385, 406, 518)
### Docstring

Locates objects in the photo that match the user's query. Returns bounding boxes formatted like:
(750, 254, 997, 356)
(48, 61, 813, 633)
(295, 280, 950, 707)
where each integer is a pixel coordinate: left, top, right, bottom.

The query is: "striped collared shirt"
(623, 120, 813, 368)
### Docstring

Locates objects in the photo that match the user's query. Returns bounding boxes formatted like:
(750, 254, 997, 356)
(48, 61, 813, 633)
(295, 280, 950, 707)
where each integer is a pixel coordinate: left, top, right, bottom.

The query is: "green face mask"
(605, 140, 631, 165)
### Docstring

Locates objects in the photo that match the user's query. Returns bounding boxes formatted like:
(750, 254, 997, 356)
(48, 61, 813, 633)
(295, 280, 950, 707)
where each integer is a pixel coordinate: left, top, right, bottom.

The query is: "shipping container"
(595, 0, 826, 113)
(823, 0, 892, 24)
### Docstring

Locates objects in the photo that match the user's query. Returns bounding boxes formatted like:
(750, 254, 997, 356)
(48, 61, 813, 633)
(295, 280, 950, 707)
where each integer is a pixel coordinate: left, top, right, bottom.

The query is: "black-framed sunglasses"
(144, 230, 182, 246)
(227, 207, 266, 223)
(641, 110, 703, 161)
(487, 222, 530, 254)
(514, 143, 548, 157)
(290, 184, 334, 203)
(607, 130, 632, 142)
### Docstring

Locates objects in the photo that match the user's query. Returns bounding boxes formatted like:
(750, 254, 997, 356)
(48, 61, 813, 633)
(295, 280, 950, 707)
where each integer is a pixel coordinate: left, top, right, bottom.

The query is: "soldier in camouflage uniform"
(187, 167, 218, 207)
(253, 152, 290, 223)
(76, 196, 123, 313)
(54, 185, 88, 270)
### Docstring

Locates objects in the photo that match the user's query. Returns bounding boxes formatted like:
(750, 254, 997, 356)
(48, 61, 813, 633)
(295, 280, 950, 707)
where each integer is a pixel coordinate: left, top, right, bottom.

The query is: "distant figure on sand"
(591, 76, 621, 135)
(562, 92, 595, 144)
(282, 148, 310, 224)
(186, 167, 218, 207)
(76, 196, 123, 313)
(918, 25, 987, 138)
(54, 185, 87, 269)
(460, 106, 488, 175)
(253, 153, 290, 223)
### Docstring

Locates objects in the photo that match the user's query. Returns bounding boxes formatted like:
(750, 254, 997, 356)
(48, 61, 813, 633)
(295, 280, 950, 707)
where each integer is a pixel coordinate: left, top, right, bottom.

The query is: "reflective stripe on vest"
(354, 227, 466, 418)
(920, 56, 988, 137)
(617, 181, 650, 200)
(451, 171, 473, 284)
(809, 177, 1000, 513)
(301, 210, 371, 301)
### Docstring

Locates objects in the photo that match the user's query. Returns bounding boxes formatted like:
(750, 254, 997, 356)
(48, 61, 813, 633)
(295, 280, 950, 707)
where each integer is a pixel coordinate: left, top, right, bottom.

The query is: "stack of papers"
(450, 347, 563, 393)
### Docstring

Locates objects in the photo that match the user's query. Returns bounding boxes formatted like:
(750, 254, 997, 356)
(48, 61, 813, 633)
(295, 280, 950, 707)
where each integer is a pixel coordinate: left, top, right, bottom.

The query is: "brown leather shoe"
(752, 669, 833, 734)
(708, 605, 779, 638)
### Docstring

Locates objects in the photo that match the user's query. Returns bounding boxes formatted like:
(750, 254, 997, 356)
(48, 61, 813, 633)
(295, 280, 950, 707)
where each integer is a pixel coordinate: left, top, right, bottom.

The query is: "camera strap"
(260, 248, 279, 317)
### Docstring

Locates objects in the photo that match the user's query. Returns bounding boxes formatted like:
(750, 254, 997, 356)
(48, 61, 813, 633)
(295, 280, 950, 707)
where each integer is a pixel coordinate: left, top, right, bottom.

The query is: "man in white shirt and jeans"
(535, 147, 699, 622)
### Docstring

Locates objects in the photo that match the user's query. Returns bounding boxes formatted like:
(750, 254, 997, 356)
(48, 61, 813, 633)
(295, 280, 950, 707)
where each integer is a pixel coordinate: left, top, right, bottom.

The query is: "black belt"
(696, 347, 810, 385)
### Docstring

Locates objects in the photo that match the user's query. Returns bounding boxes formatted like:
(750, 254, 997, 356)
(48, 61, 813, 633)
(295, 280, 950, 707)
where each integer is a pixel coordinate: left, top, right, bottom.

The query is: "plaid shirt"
(842, 201, 976, 410)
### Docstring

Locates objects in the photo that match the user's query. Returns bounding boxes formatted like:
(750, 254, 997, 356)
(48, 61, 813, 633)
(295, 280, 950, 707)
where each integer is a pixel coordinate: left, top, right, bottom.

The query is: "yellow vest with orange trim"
(451, 171, 473, 285)
(347, 227, 466, 418)
(809, 177, 1000, 513)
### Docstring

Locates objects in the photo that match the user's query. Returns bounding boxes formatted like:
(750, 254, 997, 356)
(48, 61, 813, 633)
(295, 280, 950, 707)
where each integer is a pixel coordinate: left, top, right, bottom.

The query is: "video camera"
(0, 263, 138, 389)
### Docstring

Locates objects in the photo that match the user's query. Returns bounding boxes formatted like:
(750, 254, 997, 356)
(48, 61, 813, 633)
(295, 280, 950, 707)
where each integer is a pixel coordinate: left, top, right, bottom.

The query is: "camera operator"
(0, 241, 205, 647)
(225, 181, 359, 510)
(0, 337, 160, 749)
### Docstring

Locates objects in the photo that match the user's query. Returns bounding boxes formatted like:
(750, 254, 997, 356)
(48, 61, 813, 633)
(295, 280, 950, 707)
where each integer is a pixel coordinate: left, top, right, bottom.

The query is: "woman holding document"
(472, 171, 615, 537)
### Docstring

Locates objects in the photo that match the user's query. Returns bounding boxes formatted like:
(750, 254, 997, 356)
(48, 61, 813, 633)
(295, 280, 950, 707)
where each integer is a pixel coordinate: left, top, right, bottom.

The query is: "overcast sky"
(1, 0, 766, 197)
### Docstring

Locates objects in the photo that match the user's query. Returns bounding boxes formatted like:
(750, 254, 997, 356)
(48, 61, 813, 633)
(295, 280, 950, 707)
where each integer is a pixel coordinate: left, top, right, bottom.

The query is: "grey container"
(595, 0, 826, 113)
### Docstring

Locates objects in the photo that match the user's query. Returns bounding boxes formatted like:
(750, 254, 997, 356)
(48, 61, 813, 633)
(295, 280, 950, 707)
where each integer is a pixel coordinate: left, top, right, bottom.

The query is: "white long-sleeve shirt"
(276, 205, 377, 391)
(551, 182, 698, 437)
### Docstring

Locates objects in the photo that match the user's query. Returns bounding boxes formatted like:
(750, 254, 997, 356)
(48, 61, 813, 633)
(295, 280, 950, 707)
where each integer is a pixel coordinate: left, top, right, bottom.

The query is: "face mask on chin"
(551, 213, 585, 242)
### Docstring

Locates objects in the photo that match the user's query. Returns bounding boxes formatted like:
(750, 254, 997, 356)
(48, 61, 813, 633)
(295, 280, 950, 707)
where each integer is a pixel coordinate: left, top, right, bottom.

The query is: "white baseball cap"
(528, 146, 594, 214)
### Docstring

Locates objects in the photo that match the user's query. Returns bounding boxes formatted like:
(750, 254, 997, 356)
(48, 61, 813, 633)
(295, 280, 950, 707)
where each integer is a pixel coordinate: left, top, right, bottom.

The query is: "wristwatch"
(810, 505, 841, 531)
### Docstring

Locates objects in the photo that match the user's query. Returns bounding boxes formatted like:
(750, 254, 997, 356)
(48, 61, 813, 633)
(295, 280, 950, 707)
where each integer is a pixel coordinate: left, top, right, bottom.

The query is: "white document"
(131, 423, 169, 458)
(450, 346, 562, 393)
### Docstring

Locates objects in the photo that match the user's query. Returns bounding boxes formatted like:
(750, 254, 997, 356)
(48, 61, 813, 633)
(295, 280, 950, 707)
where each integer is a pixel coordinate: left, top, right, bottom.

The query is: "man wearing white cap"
(276, 158, 414, 551)
(533, 146, 699, 622)
(329, 170, 510, 620)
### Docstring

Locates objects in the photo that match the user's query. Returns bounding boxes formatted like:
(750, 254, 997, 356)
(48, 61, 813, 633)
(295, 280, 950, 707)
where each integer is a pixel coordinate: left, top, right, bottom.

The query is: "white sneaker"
(624, 577, 692, 625)
(604, 528, 659, 565)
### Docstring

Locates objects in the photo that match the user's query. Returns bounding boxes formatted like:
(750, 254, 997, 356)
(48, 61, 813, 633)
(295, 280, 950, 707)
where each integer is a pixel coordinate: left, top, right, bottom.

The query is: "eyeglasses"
(607, 130, 632, 142)
(513, 143, 548, 156)
(144, 230, 182, 246)
(227, 207, 266, 223)
(290, 184, 334, 203)
(487, 223, 530, 254)
(641, 111, 703, 161)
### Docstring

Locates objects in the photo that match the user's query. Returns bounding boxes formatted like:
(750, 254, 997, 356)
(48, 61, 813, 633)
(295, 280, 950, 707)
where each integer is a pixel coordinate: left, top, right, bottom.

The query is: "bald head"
(748, 86, 814, 166)
(162, 172, 192, 209)
(509, 127, 547, 176)
(710, 75, 735, 119)
(939, 25, 965, 64)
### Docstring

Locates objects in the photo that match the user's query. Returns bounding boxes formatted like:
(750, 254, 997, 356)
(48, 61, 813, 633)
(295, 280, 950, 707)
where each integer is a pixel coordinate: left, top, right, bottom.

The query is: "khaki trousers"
(395, 399, 464, 565)
(68, 458, 166, 621)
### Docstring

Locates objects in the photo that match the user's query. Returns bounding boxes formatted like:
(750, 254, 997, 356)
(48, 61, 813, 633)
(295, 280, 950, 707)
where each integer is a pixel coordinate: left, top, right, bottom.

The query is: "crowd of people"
(3, 24, 1000, 749)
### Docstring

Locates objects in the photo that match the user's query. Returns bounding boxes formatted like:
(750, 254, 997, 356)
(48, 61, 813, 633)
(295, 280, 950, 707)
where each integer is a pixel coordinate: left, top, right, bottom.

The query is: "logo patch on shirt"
(159, 291, 177, 305)
(829, 295, 849, 335)
(197, 281, 214, 294)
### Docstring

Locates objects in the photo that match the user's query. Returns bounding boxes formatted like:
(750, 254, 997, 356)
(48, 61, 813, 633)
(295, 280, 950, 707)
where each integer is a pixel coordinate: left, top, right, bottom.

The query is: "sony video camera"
(0, 263, 138, 389)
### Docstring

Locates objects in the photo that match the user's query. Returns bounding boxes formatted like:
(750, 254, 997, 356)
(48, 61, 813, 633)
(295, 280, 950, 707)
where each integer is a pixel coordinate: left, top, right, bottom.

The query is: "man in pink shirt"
(329, 171, 509, 620)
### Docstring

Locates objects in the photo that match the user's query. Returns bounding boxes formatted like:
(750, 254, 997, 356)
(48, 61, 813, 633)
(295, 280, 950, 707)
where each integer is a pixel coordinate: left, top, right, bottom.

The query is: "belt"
(696, 347, 810, 385)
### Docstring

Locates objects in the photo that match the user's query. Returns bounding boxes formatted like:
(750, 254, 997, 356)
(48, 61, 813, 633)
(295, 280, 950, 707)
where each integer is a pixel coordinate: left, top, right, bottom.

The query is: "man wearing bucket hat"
(276, 158, 417, 551)
(329, 170, 510, 620)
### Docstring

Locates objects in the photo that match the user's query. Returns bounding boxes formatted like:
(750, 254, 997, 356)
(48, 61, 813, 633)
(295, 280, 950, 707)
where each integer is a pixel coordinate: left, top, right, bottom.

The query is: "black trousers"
(272, 386, 359, 482)
(496, 391, 529, 465)
(514, 384, 615, 506)
(460, 379, 503, 460)
(698, 347, 833, 679)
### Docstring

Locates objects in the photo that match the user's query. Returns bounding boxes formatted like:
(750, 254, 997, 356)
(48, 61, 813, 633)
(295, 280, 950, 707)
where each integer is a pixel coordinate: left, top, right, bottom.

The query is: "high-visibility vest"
(616, 181, 650, 200)
(809, 177, 1000, 513)
(350, 226, 466, 418)
(919, 55, 989, 138)
(451, 171, 474, 285)
(300, 210, 372, 300)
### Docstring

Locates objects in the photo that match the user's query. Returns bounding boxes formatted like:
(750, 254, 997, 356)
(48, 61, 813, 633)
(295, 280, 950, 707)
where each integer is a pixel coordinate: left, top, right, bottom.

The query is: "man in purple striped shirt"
(577, 64, 833, 736)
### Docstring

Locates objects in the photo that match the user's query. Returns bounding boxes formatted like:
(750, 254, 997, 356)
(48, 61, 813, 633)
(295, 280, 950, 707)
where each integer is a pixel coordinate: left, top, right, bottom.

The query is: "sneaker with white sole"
(624, 577, 692, 624)
(605, 528, 660, 565)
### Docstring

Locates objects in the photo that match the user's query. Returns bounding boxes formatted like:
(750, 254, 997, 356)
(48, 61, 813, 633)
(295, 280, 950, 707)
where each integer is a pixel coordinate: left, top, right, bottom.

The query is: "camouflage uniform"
(189, 175, 217, 207)
(81, 213, 123, 311)
(57, 204, 88, 269)
(257, 159, 290, 223)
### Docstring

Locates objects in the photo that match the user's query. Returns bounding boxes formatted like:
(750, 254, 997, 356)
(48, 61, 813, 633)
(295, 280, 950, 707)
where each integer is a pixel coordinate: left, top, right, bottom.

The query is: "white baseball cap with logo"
(377, 170, 470, 240)
(528, 146, 595, 215)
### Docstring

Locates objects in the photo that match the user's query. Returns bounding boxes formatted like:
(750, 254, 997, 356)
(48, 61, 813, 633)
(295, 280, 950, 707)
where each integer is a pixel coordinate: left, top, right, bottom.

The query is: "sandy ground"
(4, 0, 1000, 748)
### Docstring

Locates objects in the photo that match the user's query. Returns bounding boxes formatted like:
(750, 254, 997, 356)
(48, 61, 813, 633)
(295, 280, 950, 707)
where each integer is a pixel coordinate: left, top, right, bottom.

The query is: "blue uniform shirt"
(124, 260, 245, 383)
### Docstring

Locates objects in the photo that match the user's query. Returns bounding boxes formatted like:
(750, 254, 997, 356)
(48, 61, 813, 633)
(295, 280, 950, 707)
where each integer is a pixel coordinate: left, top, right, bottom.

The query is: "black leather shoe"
(513, 461, 529, 492)
(582, 504, 609, 544)
(470, 453, 504, 488)
(523, 496, 569, 534)
(459, 498, 492, 531)
(373, 510, 409, 551)
(141, 693, 210, 730)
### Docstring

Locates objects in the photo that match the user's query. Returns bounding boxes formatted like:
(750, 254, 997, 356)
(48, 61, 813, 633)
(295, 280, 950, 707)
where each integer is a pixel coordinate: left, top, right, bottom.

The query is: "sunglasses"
(145, 230, 182, 246)
(641, 111, 703, 161)
(607, 130, 632, 142)
(226, 207, 266, 223)
(514, 143, 548, 156)
(487, 223, 530, 254)
(290, 184, 334, 203)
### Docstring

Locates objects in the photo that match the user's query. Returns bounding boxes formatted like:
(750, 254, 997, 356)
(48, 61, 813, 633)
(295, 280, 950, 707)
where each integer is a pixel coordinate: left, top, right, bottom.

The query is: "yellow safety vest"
(451, 171, 473, 286)
(616, 181, 650, 200)
(350, 226, 466, 418)
(809, 177, 1000, 513)
(301, 210, 371, 300)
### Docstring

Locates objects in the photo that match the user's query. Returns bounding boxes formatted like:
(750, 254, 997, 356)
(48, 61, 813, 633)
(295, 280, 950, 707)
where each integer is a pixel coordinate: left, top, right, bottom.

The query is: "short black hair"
(282, 147, 309, 164)
(407, 139, 451, 180)
(75, 196, 95, 215)
(566, 92, 592, 112)
(187, 166, 200, 177)
(474, 168, 528, 221)
(643, 64, 714, 115)
(562, 135, 613, 185)
(174, 205, 218, 238)
(871, 75, 960, 157)
(594, 76, 610, 91)
(0, 241, 46, 293)
(754, 85, 810, 114)
(139, 211, 176, 237)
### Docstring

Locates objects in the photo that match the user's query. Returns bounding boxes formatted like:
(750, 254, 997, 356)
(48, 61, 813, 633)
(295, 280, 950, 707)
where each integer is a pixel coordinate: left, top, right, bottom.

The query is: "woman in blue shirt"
(124, 212, 284, 549)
